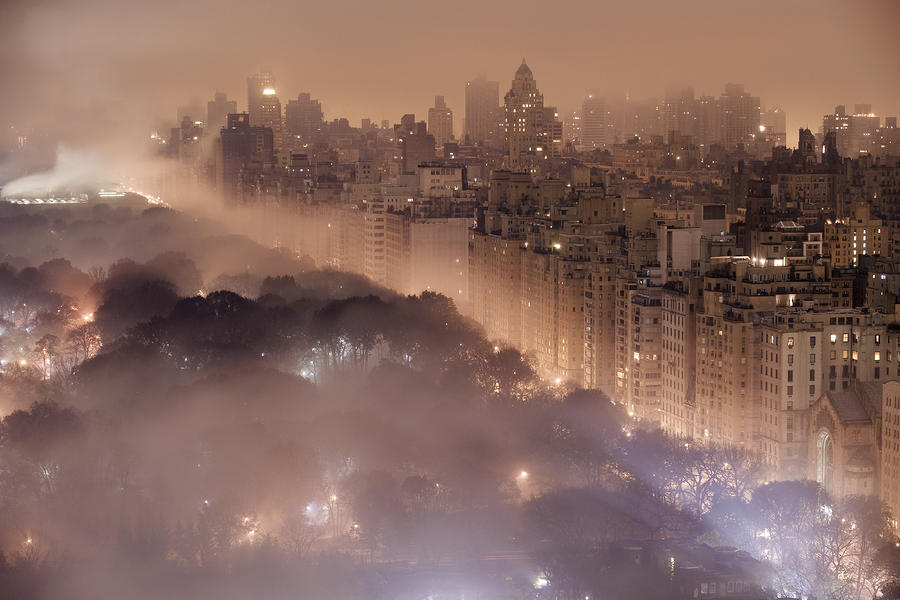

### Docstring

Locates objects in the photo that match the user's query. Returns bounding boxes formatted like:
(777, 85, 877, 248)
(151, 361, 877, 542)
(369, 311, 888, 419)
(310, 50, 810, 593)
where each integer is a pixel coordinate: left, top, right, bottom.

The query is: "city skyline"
(2, 0, 899, 150)
(2, 1, 900, 598)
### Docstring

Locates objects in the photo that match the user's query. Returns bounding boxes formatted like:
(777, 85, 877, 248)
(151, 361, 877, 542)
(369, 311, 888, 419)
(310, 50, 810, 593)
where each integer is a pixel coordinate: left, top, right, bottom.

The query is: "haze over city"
(1, 1, 900, 599)
(2, 0, 899, 150)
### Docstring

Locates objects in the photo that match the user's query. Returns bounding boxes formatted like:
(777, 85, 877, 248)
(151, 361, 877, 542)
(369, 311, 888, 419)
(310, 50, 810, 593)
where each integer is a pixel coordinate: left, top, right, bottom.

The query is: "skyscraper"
(822, 104, 881, 156)
(760, 105, 787, 147)
(216, 112, 274, 200)
(464, 76, 499, 146)
(719, 83, 760, 148)
(504, 59, 545, 171)
(207, 91, 237, 133)
(247, 71, 283, 151)
(581, 94, 610, 150)
(285, 93, 324, 142)
(427, 95, 453, 150)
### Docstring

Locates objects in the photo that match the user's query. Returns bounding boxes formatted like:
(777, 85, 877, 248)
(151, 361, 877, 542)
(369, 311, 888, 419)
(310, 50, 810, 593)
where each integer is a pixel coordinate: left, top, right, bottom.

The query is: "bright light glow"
(262, 88, 276, 95)
(759, 124, 766, 132)
(518, 470, 528, 479)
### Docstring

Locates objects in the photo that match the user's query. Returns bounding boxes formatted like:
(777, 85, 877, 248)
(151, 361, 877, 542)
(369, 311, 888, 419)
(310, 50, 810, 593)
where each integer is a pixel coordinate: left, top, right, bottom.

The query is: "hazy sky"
(2, 0, 899, 148)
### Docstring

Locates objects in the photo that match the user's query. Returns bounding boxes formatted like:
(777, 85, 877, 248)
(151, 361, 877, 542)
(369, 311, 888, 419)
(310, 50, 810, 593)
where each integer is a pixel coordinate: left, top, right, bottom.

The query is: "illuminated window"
(787, 337, 794, 348)
(875, 352, 881, 361)
(831, 334, 837, 343)
(843, 333, 850, 343)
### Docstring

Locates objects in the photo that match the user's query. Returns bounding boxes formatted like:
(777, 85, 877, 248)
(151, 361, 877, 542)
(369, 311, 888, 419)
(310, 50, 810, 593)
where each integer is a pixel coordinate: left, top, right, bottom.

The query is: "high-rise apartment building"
(504, 60, 545, 171)
(883, 381, 900, 530)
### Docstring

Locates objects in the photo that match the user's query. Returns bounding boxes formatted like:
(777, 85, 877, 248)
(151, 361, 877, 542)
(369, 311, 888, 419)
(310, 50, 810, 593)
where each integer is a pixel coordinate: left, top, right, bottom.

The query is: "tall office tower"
(504, 59, 545, 171)
(464, 76, 500, 145)
(696, 95, 721, 149)
(581, 94, 610, 150)
(760, 105, 787, 147)
(871, 116, 899, 158)
(822, 105, 850, 156)
(427, 95, 454, 150)
(247, 72, 283, 151)
(177, 103, 205, 125)
(659, 86, 697, 141)
(285, 93, 324, 142)
(823, 104, 880, 157)
(719, 83, 760, 148)
(207, 92, 237, 133)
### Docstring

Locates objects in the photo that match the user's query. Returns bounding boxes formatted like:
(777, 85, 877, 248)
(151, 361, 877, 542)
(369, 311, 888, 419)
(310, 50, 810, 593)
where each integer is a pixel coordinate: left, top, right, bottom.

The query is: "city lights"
(1, 4, 898, 599)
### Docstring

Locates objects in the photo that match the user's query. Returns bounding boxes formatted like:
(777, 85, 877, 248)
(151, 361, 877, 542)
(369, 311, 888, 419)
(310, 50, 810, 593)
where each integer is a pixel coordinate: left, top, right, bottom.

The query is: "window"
(788, 370, 794, 382)
(843, 333, 850, 343)
(788, 354, 794, 365)
(810, 369, 815, 381)
(810, 336, 816, 347)
(788, 337, 795, 348)
(810, 354, 816, 364)
(787, 386, 794, 396)
(810, 385, 816, 395)
(831, 334, 837, 343)
(876, 334, 881, 344)
(830, 350, 836, 360)
(875, 351, 881, 361)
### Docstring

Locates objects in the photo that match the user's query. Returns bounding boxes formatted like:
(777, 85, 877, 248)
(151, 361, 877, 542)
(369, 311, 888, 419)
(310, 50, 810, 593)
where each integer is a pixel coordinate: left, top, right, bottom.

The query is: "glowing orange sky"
(2, 0, 898, 148)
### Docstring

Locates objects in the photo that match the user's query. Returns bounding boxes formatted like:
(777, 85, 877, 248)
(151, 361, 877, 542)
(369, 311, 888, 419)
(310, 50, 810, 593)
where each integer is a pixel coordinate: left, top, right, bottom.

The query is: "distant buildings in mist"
(11, 60, 899, 534)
